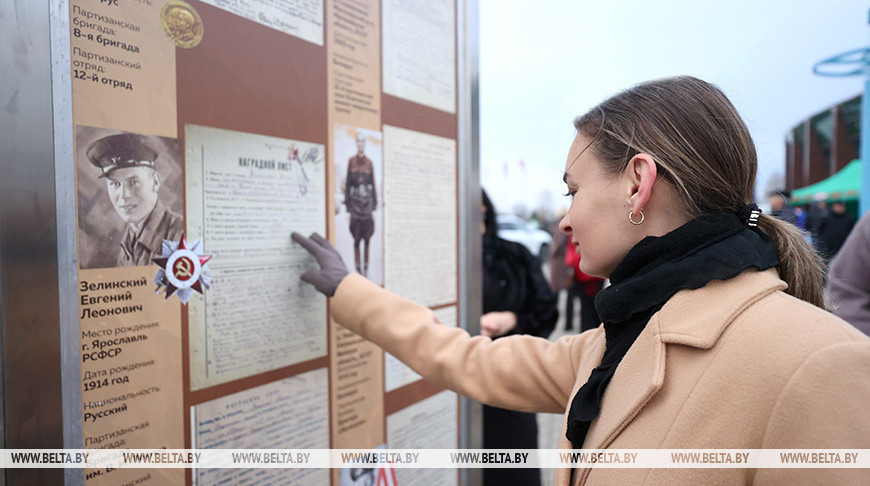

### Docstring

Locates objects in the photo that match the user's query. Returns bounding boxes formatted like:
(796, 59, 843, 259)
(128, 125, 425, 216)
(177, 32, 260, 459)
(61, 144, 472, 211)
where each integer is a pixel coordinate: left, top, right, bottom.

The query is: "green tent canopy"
(790, 159, 861, 205)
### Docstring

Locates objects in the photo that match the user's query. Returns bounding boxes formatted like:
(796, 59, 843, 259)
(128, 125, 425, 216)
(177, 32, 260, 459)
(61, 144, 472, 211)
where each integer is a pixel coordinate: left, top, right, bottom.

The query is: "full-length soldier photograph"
(335, 125, 384, 285)
(345, 131, 377, 276)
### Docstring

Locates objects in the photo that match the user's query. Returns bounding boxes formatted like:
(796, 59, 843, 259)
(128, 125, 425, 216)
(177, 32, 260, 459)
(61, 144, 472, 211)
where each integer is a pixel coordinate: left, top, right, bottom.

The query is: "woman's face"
(559, 134, 638, 278)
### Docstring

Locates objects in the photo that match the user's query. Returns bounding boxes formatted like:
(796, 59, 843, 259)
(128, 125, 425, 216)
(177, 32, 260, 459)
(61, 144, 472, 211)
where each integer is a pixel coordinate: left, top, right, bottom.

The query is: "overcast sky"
(479, 0, 868, 219)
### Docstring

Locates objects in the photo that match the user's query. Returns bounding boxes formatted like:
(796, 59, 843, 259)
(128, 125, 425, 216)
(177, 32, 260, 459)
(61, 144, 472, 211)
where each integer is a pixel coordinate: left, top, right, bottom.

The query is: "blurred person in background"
(805, 200, 827, 251)
(815, 200, 856, 262)
(768, 190, 798, 226)
(827, 211, 870, 336)
(564, 238, 605, 332)
(547, 210, 571, 292)
(293, 76, 870, 485)
(805, 200, 827, 236)
(547, 210, 577, 331)
(479, 189, 557, 486)
(793, 206, 806, 230)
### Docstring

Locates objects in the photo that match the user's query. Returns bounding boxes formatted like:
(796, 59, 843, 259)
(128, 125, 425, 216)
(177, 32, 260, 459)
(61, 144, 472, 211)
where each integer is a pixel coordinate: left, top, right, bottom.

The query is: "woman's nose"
(558, 214, 571, 235)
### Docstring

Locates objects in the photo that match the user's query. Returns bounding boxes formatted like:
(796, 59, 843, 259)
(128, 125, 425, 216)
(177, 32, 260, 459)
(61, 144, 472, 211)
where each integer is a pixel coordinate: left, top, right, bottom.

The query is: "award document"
(185, 124, 328, 390)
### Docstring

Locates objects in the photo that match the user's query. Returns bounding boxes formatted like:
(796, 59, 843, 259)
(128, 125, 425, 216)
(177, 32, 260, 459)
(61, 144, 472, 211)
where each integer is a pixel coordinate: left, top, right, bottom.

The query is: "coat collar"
(654, 268, 786, 348)
(570, 268, 786, 485)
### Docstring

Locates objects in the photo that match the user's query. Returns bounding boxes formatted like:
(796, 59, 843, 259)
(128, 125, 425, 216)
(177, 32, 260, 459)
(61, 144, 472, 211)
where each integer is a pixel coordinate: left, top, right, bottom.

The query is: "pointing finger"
(291, 231, 321, 255)
(309, 232, 331, 249)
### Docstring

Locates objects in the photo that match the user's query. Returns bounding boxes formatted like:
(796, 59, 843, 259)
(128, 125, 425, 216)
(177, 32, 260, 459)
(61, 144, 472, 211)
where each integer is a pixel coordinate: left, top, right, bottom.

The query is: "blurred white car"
(496, 214, 553, 262)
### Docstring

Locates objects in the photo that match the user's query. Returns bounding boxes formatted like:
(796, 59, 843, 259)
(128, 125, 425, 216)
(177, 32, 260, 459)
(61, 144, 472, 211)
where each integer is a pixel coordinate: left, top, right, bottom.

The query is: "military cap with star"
(86, 133, 159, 178)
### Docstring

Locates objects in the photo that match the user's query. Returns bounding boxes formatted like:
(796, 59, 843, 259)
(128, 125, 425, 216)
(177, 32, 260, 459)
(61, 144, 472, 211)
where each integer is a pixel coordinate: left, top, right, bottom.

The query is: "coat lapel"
(553, 336, 608, 486)
(574, 318, 667, 484)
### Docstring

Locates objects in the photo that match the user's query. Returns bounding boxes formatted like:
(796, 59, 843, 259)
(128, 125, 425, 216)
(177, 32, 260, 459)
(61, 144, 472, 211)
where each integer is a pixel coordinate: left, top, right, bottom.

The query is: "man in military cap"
(344, 131, 378, 277)
(86, 133, 184, 267)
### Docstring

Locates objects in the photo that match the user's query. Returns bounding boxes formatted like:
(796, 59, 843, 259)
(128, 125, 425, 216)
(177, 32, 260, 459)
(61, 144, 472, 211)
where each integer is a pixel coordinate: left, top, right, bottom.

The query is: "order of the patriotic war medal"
(152, 234, 212, 304)
(160, 0, 204, 49)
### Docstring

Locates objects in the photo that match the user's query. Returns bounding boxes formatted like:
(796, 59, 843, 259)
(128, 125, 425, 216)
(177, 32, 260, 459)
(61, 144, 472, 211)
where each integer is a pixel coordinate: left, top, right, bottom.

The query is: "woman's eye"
(563, 190, 576, 199)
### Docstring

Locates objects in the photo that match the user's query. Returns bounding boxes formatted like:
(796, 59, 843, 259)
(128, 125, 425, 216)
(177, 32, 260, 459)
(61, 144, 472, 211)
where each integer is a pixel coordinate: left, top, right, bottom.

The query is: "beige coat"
(332, 269, 870, 485)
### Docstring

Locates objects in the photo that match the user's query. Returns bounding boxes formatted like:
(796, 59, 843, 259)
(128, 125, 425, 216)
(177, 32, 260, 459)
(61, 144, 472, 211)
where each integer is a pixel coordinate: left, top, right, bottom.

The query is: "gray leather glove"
(291, 232, 350, 297)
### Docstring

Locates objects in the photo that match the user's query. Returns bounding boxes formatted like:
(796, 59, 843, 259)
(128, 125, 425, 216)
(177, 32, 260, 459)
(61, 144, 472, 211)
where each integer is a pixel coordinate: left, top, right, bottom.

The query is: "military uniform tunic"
(117, 200, 184, 267)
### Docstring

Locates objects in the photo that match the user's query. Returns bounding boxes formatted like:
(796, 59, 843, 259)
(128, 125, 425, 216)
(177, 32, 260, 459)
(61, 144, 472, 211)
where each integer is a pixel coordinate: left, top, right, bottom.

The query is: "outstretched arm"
(333, 273, 589, 413)
(291, 231, 594, 413)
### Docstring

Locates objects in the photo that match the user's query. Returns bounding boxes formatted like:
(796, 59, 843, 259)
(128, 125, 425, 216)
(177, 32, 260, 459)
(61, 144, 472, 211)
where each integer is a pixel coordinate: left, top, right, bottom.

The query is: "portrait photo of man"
(76, 127, 184, 269)
(334, 125, 383, 285)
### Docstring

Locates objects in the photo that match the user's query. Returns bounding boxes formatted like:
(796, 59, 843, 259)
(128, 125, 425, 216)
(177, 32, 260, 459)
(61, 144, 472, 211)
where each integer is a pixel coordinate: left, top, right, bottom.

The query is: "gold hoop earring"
(629, 209, 644, 225)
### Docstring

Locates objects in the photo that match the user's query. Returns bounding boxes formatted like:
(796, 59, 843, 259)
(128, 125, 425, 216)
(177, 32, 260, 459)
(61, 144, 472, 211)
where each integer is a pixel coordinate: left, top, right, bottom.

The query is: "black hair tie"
(737, 203, 762, 227)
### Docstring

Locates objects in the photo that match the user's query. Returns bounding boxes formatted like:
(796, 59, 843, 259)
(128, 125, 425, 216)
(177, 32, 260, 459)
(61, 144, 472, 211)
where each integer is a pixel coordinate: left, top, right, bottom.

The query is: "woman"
(480, 189, 557, 486)
(293, 76, 870, 485)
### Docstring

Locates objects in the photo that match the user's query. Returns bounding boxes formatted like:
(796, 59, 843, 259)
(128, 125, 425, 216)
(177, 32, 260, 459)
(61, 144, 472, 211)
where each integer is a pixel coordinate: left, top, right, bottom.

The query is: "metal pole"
(860, 10, 870, 217)
(862, 78, 870, 216)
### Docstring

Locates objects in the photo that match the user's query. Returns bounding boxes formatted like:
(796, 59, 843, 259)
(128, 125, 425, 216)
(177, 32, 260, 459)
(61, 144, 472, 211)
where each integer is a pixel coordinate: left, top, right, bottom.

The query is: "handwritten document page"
(193, 368, 329, 485)
(383, 125, 457, 307)
(382, 0, 456, 113)
(198, 0, 324, 46)
(186, 124, 327, 390)
(385, 306, 456, 391)
(387, 390, 458, 486)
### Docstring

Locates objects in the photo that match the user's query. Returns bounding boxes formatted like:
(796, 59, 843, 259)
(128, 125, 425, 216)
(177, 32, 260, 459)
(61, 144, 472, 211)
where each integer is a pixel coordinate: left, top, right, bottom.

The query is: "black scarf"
(565, 211, 779, 447)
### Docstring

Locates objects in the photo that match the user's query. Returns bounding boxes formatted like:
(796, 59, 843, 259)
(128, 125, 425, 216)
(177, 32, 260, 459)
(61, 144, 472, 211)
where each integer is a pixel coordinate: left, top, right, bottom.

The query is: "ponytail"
(756, 214, 827, 309)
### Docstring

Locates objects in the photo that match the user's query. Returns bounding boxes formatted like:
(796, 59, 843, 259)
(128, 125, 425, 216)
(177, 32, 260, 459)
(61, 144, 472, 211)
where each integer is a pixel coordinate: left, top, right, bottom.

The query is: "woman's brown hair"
(574, 76, 826, 308)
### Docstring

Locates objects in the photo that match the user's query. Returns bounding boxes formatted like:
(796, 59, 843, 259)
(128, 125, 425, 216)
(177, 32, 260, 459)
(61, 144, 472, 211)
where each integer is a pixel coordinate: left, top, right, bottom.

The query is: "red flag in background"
(376, 466, 398, 486)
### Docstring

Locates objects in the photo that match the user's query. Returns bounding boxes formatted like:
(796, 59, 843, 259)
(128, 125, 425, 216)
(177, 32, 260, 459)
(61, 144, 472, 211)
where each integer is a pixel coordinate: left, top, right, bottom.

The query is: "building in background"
(785, 94, 861, 215)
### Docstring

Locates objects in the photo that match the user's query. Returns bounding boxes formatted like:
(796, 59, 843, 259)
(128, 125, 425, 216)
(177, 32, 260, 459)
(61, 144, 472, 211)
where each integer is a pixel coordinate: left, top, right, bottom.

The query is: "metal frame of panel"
(457, 0, 483, 485)
(50, 0, 85, 485)
(1, 1, 79, 485)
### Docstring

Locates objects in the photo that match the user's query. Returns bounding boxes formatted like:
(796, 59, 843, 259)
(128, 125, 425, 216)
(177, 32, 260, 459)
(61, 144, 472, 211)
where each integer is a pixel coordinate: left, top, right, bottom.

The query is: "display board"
(66, 1, 467, 485)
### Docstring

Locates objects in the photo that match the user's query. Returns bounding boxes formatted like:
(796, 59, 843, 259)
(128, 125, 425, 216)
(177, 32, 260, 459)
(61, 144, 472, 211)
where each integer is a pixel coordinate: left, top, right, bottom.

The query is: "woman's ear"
(624, 153, 657, 214)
